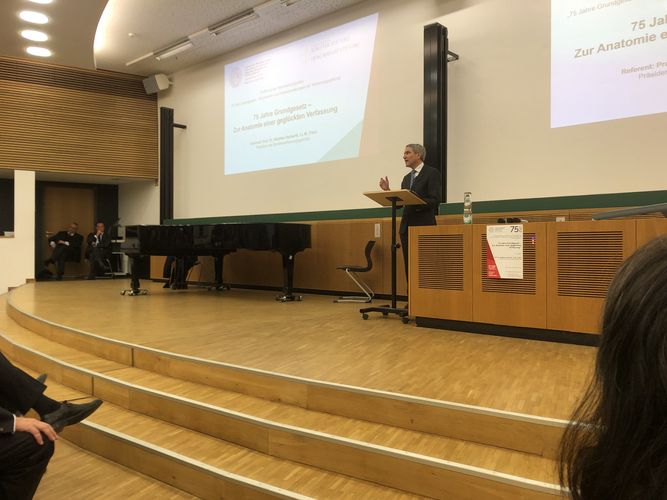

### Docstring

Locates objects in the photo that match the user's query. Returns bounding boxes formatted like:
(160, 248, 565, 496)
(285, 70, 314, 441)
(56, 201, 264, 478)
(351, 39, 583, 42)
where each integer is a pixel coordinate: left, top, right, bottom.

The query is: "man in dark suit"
(379, 143, 442, 286)
(44, 222, 83, 280)
(85, 221, 111, 279)
(0, 353, 102, 498)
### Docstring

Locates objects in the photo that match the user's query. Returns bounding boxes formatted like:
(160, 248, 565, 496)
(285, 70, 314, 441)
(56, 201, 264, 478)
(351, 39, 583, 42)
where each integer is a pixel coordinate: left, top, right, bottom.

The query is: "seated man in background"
(44, 222, 83, 280)
(85, 221, 111, 280)
(0, 353, 102, 499)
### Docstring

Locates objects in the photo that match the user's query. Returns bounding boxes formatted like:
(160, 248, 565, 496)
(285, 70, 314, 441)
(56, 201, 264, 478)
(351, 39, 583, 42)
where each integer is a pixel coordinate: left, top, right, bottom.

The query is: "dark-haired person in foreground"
(0, 353, 102, 499)
(559, 235, 667, 499)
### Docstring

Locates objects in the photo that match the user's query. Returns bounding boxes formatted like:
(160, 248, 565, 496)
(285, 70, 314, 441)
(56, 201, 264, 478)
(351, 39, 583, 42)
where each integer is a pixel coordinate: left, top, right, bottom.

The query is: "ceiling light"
(20, 29, 48, 42)
(28, 0, 54, 4)
(209, 9, 258, 36)
(126, 52, 154, 66)
(26, 46, 52, 57)
(19, 11, 49, 24)
(155, 40, 193, 61)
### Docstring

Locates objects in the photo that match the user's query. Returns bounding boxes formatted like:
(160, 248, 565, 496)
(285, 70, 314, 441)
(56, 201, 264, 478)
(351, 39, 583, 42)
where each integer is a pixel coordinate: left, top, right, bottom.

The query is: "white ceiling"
(0, 0, 107, 69)
(0, 0, 366, 76)
(0, 0, 366, 186)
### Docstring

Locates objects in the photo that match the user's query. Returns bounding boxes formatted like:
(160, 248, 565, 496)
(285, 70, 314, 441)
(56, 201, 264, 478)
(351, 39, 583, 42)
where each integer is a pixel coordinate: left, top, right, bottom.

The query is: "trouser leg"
(0, 431, 55, 500)
(0, 354, 45, 415)
(88, 249, 106, 277)
(400, 231, 409, 284)
(53, 250, 67, 278)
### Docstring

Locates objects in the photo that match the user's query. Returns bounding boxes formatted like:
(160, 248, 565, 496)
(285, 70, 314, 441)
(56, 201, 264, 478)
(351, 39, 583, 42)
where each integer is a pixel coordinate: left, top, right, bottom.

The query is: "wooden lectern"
(361, 189, 426, 323)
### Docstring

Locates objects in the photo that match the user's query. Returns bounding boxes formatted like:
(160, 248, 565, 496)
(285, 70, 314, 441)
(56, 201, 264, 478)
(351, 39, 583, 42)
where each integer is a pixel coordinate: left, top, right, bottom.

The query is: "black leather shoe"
(42, 399, 103, 432)
(36, 373, 47, 384)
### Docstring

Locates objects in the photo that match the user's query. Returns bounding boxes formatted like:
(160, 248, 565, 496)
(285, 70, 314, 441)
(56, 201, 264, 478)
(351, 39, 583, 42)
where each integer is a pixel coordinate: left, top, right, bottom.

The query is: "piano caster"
(275, 294, 302, 302)
(121, 289, 148, 296)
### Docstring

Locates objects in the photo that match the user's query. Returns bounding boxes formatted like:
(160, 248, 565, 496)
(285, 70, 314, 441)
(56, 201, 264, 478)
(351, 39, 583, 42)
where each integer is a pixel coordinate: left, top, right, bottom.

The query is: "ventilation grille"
(481, 233, 537, 295)
(557, 231, 623, 298)
(417, 234, 464, 291)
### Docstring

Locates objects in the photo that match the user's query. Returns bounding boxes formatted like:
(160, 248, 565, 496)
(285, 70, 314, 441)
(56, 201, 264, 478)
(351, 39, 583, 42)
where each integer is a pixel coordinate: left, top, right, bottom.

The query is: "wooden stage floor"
(11, 280, 596, 420)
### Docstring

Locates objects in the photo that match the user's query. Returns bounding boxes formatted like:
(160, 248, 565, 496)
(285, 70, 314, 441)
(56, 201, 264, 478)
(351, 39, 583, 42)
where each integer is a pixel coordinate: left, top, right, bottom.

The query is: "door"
(41, 186, 95, 277)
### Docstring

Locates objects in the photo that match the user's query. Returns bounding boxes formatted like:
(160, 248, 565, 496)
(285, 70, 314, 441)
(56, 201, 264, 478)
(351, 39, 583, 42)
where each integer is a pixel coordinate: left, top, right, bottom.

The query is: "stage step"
(36, 435, 197, 499)
(6, 292, 567, 461)
(1, 297, 562, 499)
(17, 365, 414, 499)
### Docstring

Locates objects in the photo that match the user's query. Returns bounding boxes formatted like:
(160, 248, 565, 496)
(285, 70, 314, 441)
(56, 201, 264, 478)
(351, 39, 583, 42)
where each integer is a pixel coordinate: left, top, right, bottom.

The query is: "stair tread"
(105, 367, 556, 483)
(2, 302, 557, 486)
(36, 375, 423, 499)
(0, 306, 125, 373)
(35, 439, 197, 500)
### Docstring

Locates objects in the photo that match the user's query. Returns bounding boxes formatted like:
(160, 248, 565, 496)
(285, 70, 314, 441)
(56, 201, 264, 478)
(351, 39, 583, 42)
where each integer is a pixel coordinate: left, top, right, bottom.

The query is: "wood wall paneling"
(0, 57, 157, 179)
(636, 218, 667, 247)
(409, 225, 472, 321)
(546, 220, 637, 333)
(472, 223, 547, 329)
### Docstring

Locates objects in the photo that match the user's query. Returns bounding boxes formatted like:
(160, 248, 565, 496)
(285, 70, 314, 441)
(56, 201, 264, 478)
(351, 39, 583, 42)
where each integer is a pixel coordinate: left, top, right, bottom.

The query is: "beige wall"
(0, 170, 35, 293)
(119, 181, 160, 227)
(127, 0, 667, 222)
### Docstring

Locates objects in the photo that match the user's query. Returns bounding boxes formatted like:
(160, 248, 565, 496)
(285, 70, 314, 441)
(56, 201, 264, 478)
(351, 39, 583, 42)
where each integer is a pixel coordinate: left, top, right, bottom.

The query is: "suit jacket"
(0, 408, 14, 434)
(85, 231, 111, 259)
(48, 231, 83, 262)
(399, 164, 442, 235)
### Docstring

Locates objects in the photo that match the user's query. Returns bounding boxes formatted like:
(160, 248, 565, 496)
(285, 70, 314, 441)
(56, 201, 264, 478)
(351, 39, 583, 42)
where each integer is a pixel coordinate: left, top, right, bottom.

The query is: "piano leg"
(276, 253, 302, 302)
(121, 255, 149, 296)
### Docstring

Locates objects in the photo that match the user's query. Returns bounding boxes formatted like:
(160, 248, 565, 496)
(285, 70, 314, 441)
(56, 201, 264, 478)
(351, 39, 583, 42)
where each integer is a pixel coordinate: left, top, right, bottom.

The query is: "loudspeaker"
(142, 73, 170, 94)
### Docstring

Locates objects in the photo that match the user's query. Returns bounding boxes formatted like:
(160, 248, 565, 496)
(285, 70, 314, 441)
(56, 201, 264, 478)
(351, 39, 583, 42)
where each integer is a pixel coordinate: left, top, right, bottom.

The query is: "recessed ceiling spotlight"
(26, 46, 52, 57)
(19, 11, 49, 24)
(21, 29, 48, 42)
(28, 0, 54, 4)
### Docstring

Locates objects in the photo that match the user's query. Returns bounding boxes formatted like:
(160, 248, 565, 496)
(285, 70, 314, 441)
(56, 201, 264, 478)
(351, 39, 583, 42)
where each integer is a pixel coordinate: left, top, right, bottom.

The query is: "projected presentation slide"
(552, 0, 667, 128)
(224, 13, 379, 175)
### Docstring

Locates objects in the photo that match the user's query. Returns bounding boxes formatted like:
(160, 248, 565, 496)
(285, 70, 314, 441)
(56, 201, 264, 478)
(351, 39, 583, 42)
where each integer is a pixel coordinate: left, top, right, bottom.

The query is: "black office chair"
(334, 240, 376, 303)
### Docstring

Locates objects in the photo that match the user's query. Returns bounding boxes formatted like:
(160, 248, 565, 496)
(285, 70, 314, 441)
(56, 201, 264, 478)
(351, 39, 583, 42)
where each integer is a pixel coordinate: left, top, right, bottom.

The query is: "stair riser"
(63, 424, 310, 500)
(7, 299, 566, 459)
(3, 334, 561, 500)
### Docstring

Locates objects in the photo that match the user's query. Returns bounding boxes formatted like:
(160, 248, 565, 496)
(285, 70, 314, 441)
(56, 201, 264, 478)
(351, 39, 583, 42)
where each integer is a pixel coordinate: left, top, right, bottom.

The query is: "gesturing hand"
(379, 176, 390, 191)
(15, 417, 58, 444)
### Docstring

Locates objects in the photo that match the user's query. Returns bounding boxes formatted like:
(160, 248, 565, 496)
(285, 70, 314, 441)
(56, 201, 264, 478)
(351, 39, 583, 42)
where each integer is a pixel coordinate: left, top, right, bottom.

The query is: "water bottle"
(463, 192, 472, 224)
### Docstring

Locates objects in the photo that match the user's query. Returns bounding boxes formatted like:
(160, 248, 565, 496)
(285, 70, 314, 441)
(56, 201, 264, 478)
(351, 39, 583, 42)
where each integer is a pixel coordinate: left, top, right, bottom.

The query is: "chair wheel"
(402, 316, 410, 324)
(362, 313, 369, 320)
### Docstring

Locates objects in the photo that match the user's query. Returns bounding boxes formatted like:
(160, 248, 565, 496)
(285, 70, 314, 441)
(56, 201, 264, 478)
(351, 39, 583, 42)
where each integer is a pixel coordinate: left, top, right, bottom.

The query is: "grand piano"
(121, 223, 311, 301)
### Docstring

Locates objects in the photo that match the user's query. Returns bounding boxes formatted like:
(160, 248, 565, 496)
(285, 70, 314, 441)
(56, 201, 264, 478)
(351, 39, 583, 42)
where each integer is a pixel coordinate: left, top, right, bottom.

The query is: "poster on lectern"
(486, 225, 524, 279)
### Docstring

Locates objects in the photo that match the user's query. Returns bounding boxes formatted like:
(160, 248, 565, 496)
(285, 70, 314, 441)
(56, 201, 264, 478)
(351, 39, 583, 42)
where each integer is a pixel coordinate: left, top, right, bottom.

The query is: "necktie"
(410, 170, 417, 188)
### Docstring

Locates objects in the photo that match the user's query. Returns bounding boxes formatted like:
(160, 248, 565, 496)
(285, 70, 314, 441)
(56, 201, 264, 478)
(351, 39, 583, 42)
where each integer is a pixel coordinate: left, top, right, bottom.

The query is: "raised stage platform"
(2, 280, 597, 499)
